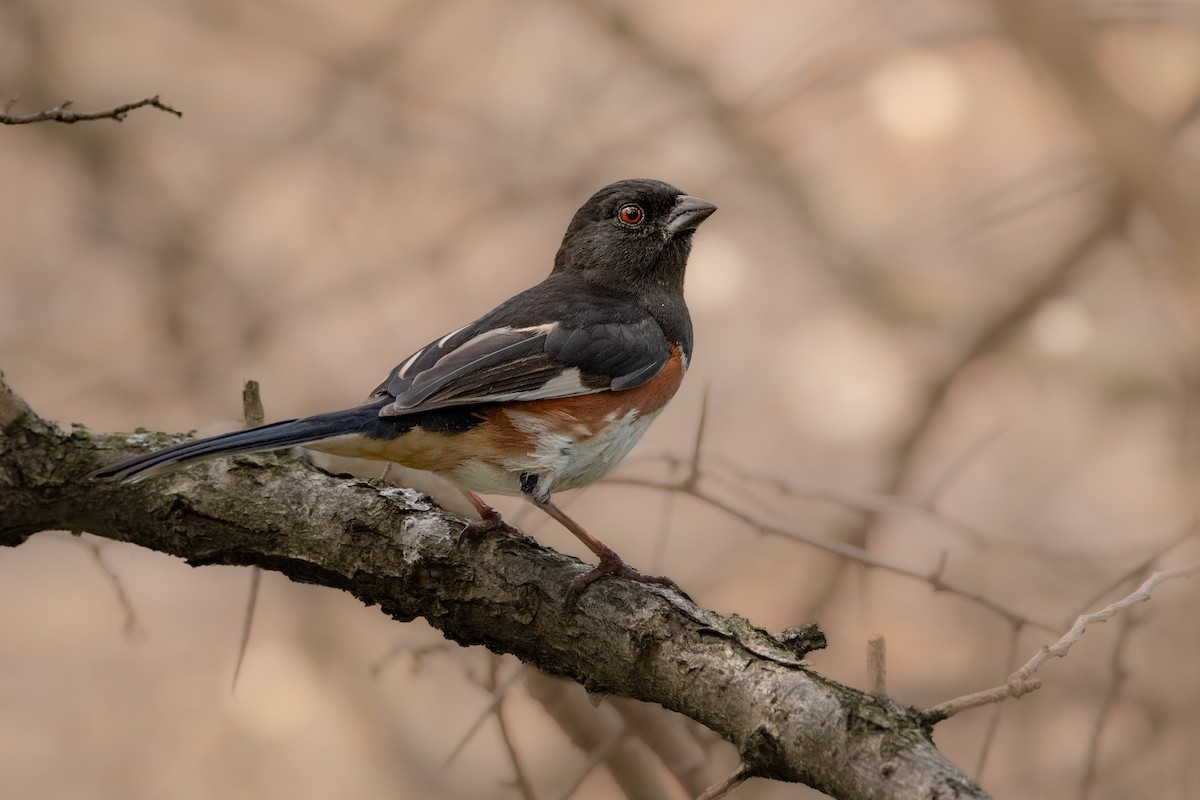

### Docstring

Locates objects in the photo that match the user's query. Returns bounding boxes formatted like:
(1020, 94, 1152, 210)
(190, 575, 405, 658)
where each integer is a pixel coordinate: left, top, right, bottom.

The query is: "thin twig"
(0, 94, 182, 125)
(698, 764, 751, 800)
(623, 452, 1149, 562)
(925, 561, 1200, 719)
(994, 0, 1200, 266)
(230, 567, 262, 692)
(442, 662, 526, 769)
(681, 384, 710, 492)
(554, 728, 624, 800)
(652, 390, 708, 571)
(924, 421, 1009, 508)
(1077, 606, 1138, 800)
(1065, 522, 1198, 621)
(489, 658, 539, 800)
(611, 697, 726, 797)
(882, 190, 1129, 520)
(604, 474, 1060, 632)
(368, 641, 449, 677)
(85, 540, 142, 640)
(242, 380, 264, 427)
(867, 633, 887, 697)
(973, 623, 1021, 781)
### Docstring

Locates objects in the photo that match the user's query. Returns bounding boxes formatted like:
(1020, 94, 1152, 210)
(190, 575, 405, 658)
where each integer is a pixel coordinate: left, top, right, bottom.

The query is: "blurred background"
(2, 1, 1199, 798)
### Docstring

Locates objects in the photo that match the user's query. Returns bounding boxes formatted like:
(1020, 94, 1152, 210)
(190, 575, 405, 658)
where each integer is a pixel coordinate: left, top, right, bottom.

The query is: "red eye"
(618, 204, 643, 225)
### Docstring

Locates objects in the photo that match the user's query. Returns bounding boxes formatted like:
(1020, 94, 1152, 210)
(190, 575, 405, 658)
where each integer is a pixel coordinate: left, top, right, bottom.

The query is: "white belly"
(443, 408, 661, 499)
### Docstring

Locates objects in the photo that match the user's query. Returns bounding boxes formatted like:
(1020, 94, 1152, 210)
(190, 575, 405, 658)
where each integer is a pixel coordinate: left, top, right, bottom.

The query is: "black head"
(552, 179, 716, 292)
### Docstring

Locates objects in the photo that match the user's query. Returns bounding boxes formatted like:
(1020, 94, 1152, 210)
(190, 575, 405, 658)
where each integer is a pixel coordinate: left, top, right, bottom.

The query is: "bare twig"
(85, 539, 142, 639)
(524, 671, 670, 800)
(698, 764, 752, 800)
(867, 633, 888, 697)
(681, 384, 710, 492)
(883, 190, 1129, 517)
(611, 697, 730, 797)
(925, 561, 1200, 720)
(241, 380, 264, 428)
(230, 567, 262, 692)
(624, 452, 1148, 562)
(994, 0, 1200, 266)
(442, 662, 526, 769)
(1077, 607, 1138, 800)
(555, 728, 625, 800)
(924, 422, 1009, 508)
(1066, 522, 1198, 620)
(605, 474, 1060, 632)
(0, 94, 182, 125)
(368, 641, 450, 677)
(973, 623, 1021, 781)
(489, 658, 539, 800)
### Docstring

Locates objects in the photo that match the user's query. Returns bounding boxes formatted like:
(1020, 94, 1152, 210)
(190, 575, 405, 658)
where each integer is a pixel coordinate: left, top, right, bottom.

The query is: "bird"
(90, 178, 717, 599)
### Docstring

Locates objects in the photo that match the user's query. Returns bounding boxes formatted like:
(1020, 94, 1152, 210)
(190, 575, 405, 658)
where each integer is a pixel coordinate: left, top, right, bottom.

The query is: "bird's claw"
(457, 508, 519, 546)
(564, 554, 688, 607)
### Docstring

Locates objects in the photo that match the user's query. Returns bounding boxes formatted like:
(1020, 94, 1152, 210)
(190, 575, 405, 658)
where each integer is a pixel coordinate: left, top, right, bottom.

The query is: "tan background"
(2, 2, 1199, 798)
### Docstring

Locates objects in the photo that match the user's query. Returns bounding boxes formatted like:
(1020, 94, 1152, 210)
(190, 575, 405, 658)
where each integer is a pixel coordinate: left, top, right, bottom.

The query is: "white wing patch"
(393, 350, 423, 381)
(453, 323, 557, 350)
(437, 323, 471, 348)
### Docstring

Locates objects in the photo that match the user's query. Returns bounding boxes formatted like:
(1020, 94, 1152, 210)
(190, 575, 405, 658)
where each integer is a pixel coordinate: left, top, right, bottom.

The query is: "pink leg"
(532, 498, 683, 603)
(458, 490, 519, 544)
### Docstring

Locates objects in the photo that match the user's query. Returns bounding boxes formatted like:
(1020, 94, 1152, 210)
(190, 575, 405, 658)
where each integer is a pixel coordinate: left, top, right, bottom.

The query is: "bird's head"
(552, 179, 717, 292)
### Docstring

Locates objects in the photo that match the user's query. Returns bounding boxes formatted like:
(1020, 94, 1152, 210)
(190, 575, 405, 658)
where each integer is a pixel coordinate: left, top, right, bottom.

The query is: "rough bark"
(0, 372, 988, 799)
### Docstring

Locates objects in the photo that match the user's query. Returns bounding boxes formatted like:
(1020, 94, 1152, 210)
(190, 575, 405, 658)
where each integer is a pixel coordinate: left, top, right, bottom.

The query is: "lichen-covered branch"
(0, 371, 987, 799)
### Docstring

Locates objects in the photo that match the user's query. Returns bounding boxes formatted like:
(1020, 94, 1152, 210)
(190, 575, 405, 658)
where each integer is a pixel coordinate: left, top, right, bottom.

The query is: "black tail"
(89, 405, 382, 482)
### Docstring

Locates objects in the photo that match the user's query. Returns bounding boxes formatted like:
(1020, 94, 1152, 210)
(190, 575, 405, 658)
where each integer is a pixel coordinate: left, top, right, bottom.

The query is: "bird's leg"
(531, 498, 682, 602)
(458, 490, 519, 544)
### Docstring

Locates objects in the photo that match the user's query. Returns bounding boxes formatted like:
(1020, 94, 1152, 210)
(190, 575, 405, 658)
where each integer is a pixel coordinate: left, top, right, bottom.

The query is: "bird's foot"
(457, 505, 519, 546)
(565, 553, 687, 607)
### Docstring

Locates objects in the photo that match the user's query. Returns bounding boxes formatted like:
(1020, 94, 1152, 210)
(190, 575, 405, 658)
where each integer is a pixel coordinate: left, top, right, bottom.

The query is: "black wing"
(370, 281, 672, 417)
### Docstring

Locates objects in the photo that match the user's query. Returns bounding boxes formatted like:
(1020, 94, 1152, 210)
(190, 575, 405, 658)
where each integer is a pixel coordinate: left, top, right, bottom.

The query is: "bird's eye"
(618, 204, 644, 226)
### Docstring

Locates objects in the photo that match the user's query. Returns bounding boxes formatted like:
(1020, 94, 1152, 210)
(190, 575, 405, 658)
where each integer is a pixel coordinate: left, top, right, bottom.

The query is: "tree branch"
(924, 561, 1200, 721)
(0, 371, 987, 799)
(0, 94, 182, 125)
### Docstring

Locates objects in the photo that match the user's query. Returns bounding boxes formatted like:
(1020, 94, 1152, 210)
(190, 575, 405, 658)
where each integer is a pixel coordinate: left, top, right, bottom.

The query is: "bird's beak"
(667, 194, 717, 234)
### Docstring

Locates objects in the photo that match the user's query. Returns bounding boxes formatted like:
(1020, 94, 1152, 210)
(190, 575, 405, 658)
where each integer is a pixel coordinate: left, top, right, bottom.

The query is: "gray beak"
(666, 194, 717, 234)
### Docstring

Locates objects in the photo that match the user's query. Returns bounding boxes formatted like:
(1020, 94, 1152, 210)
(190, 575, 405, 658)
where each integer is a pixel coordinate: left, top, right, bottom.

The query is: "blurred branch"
(569, 1, 895, 300)
(0, 372, 987, 800)
(0, 94, 182, 125)
(604, 472, 1060, 632)
(443, 662, 526, 769)
(84, 538, 142, 639)
(628, 451, 1147, 562)
(699, 764, 752, 800)
(524, 671, 668, 800)
(972, 623, 1022, 781)
(883, 190, 1130, 508)
(486, 658, 538, 800)
(994, 0, 1200, 266)
(923, 560, 1200, 721)
(1077, 605, 1137, 800)
(610, 696, 732, 799)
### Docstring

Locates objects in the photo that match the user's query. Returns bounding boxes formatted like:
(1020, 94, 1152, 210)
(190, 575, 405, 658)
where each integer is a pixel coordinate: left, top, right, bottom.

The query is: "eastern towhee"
(91, 178, 717, 598)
